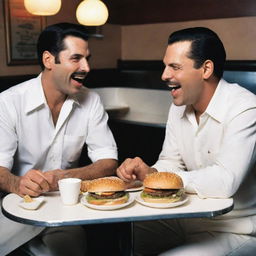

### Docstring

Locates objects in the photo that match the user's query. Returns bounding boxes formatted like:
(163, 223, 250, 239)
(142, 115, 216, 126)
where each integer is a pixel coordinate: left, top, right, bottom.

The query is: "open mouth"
(71, 72, 87, 84)
(166, 82, 181, 91)
(169, 85, 181, 91)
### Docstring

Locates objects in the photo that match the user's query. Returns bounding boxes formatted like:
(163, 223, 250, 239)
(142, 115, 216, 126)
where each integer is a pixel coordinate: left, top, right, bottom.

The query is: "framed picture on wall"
(4, 0, 45, 65)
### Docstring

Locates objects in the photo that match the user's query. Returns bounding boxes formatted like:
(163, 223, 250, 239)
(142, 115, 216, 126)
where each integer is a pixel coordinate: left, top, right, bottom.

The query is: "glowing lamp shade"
(76, 0, 109, 26)
(24, 0, 61, 16)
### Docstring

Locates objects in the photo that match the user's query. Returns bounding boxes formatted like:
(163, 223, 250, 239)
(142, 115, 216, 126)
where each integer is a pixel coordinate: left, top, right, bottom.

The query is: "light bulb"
(76, 0, 109, 26)
(24, 0, 61, 16)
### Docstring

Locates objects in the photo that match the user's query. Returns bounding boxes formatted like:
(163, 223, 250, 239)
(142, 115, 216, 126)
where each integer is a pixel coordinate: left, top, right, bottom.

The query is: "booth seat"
(92, 87, 171, 128)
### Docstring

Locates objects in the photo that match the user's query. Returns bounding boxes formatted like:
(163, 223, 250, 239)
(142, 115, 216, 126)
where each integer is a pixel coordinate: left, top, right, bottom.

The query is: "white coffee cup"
(58, 178, 81, 205)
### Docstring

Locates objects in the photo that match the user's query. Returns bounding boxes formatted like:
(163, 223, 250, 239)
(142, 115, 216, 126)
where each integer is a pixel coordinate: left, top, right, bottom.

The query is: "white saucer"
(135, 193, 188, 208)
(18, 196, 45, 210)
(81, 192, 135, 210)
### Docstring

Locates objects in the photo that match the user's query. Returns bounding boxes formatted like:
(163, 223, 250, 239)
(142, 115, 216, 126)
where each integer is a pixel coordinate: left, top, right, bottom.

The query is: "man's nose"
(80, 59, 90, 73)
(161, 67, 172, 81)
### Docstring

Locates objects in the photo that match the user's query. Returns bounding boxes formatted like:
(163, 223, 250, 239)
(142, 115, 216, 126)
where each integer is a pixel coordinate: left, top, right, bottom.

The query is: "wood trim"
(106, 0, 256, 25)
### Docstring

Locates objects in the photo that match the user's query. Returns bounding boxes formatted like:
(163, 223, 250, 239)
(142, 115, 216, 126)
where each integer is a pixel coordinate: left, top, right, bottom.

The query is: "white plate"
(125, 186, 144, 192)
(125, 180, 144, 192)
(18, 196, 45, 210)
(136, 193, 188, 208)
(81, 193, 136, 210)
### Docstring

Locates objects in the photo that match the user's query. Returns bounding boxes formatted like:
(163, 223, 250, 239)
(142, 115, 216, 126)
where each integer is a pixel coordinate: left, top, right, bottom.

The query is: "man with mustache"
(117, 27, 256, 255)
(0, 23, 118, 255)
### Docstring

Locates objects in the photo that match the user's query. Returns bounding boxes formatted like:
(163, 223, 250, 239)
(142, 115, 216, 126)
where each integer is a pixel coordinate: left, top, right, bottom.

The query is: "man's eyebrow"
(69, 53, 91, 61)
(170, 63, 182, 67)
(164, 62, 182, 68)
(70, 53, 83, 59)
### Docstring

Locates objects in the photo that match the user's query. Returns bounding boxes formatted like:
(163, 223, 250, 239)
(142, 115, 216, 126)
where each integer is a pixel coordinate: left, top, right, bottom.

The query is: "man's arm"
(44, 158, 118, 190)
(0, 166, 19, 194)
(0, 166, 50, 197)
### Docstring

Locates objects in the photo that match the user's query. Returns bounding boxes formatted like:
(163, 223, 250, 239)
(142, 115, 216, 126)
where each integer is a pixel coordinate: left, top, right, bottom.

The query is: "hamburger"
(141, 172, 184, 203)
(86, 177, 129, 205)
(80, 180, 91, 193)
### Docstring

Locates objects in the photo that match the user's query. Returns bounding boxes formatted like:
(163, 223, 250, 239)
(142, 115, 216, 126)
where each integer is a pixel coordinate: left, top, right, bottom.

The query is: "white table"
(2, 191, 234, 256)
(2, 191, 233, 227)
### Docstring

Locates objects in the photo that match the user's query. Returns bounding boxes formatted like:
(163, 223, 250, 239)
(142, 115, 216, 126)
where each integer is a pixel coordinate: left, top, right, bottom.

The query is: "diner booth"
(0, 60, 255, 256)
(1, 0, 255, 166)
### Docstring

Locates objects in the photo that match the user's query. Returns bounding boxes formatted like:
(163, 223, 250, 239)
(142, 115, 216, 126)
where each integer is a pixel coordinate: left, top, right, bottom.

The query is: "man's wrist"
(148, 167, 158, 174)
(2, 171, 20, 194)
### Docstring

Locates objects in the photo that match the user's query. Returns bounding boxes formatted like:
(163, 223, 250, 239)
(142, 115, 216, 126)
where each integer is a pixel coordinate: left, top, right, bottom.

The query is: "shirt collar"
(181, 79, 228, 123)
(25, 73, 46, 114)
(25, 74, 83, 114)
(204, 79, 228, 123)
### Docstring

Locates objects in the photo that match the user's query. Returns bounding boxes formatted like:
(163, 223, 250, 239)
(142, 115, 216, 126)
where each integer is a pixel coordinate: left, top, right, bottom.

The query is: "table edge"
(2, 201, 234, 227)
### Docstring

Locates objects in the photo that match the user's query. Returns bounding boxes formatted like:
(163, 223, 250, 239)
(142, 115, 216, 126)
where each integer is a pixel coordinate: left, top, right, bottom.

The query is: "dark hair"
(168, 27, 226, 79)
(37, 23, 89, 70)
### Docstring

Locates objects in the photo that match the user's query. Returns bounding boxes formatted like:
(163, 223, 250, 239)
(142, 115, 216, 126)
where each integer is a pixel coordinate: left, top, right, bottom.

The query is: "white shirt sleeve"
(86, 93, 118, 162)
(152, 106, 186, 173)
(0, 96, 17, 170)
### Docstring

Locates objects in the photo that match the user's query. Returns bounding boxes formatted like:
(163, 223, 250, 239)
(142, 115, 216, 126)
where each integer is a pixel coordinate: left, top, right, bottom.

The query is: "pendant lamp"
(76, 0, 109, 26)
(24, 0, 62, 16)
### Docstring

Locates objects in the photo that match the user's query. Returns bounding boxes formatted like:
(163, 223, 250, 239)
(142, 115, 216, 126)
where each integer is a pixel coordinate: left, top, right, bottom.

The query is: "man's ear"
(202, 60, 214, 79)
(42, 51, 54, 70)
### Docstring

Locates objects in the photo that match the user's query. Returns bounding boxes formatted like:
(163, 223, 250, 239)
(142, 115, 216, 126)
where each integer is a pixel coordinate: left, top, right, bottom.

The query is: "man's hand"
(44, 169, 67, 191)
(117, 157, 155, 182)
(17, 169, 50, 197)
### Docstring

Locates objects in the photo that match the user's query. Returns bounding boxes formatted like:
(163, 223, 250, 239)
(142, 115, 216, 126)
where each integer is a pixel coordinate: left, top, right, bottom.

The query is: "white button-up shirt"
(0, 74, 117, 254)
(0, 74, 117, 176)
(153, 79, 256, 218)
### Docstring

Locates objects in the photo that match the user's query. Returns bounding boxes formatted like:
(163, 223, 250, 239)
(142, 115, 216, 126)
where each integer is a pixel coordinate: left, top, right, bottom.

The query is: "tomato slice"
(143, 187, 158, 193)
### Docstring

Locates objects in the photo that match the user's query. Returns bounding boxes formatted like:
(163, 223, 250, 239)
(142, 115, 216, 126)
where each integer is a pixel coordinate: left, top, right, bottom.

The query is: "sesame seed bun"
(80, 180, 91, 192)
(87, 176, 126, 192)
(143, 172, 183, 189)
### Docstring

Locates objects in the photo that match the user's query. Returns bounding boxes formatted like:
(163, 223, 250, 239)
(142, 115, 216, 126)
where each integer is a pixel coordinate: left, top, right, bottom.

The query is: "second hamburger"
(86, 176, 129, 205)
(141, 172, 184, 203)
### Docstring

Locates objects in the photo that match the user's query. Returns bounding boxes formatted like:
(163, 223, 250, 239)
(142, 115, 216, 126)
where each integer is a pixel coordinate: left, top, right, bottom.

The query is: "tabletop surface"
(2, 191, 234, 227)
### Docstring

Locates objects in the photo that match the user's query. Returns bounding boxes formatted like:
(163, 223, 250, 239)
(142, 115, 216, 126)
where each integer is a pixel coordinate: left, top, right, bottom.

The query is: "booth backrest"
(115, 60, 256, 94)
(223, 71, 256, 94)
(0, 60, 255, 94)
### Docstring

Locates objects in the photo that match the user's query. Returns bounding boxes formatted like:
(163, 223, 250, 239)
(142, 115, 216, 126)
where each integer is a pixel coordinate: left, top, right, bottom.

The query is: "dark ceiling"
(105, 0, 256, 25)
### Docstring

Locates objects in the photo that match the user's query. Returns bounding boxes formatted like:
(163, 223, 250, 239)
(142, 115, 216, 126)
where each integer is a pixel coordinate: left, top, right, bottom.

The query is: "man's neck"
(41, 73, 67, 126)
(193, 77, 220, 123)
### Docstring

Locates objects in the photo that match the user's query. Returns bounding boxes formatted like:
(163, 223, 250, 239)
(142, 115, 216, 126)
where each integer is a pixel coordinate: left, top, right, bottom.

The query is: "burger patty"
(89, 191, 126, 199)
(144, 188, 180, 198)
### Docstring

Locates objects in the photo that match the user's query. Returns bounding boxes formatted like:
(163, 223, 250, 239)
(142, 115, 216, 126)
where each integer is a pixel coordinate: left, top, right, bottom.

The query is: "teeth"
(74, 75, 85, 79)
(169, 85, 181, 91)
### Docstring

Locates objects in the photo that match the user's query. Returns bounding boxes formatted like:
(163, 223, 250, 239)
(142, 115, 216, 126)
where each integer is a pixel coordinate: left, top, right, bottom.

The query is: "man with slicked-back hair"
(117, 27, 256, 255)
(0, 22, 118, 256)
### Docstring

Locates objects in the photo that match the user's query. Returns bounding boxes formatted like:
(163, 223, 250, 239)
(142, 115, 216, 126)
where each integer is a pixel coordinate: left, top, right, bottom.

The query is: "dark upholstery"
(0, 60, 255, 94)
(223, 70, 256, 94)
